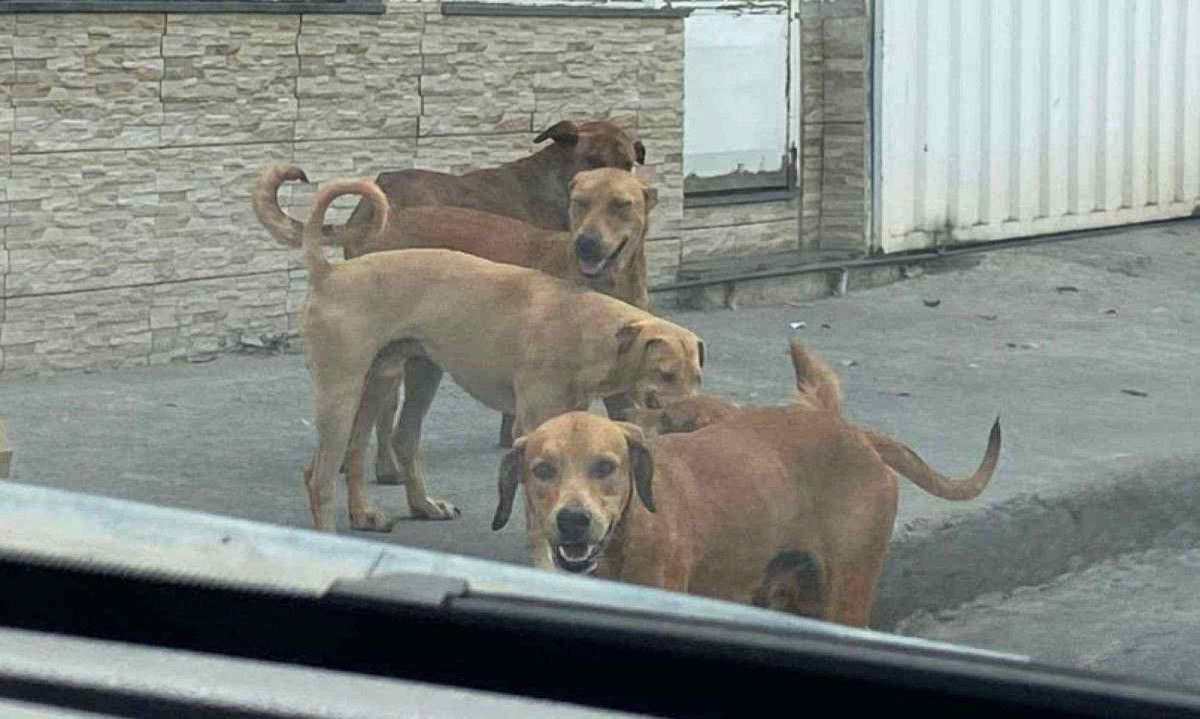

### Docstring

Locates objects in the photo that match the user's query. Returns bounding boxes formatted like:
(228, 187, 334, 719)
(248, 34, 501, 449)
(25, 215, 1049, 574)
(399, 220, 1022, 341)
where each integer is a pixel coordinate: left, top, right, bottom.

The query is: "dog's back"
(362, 206, 565, 269)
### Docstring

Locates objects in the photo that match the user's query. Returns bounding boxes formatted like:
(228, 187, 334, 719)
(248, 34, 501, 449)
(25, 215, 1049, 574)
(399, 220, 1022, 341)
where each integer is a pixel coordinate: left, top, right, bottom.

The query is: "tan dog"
(253, 120, 645, 249)
(492, 340, 1000, 627)
(297, 178, 705, 531)
(257, 165, 656, 453)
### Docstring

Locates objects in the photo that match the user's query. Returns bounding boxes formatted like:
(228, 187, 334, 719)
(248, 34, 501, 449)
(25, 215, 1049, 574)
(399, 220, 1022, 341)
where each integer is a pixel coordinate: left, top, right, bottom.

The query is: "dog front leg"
(498, 414, 517, 449)
(373, 374, 402, 485)
(390, 356, 460, 520)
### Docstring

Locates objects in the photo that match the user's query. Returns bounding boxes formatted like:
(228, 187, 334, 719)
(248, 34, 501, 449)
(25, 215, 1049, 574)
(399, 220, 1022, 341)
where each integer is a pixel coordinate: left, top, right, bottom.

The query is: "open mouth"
(578, 238, 628, 278)
(552, 542, 602, 574)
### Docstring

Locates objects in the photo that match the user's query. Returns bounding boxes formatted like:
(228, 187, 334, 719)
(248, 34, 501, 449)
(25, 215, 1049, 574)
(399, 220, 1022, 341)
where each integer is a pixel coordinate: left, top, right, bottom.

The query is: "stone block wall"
(798, 0, 871, 253)
(0, 1, 684, 375)
(0, 0, 873, 376)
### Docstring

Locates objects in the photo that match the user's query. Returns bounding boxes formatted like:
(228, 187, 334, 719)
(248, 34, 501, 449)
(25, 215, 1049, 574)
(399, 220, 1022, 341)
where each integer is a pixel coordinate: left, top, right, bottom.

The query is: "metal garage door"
(874, 0, 1200, 253)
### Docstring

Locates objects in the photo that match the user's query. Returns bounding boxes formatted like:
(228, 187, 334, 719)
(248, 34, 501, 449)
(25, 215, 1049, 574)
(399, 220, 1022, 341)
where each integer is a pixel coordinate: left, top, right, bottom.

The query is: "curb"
(873, 456, 1200, 629)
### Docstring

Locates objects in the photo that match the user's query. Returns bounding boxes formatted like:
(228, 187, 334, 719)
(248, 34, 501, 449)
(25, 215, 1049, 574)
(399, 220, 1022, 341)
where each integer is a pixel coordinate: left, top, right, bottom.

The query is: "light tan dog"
(258, 165, 657, 458)
(492, 340, 999, 627)
(297, 178, 705, 531)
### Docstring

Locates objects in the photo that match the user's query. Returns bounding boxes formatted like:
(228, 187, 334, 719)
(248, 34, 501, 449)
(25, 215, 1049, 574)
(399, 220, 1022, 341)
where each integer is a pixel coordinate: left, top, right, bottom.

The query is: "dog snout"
(555, 505, 593, 542)
(573, 232, 604, 261)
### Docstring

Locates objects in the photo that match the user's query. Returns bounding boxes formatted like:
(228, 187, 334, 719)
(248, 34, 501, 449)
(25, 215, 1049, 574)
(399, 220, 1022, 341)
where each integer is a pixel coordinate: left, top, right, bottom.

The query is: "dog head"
(492, 412, 654, 576)
(567, 168, 657, 281)
(534, 120, 646, 177)
(624, 393, 741, 437)
(614, 318, 704, 412)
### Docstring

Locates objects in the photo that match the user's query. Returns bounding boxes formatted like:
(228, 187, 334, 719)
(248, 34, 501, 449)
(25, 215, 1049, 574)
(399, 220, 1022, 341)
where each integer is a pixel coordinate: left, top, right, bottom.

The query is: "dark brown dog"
(253, 119, 645, 251)
(493, 340, 1000, 627)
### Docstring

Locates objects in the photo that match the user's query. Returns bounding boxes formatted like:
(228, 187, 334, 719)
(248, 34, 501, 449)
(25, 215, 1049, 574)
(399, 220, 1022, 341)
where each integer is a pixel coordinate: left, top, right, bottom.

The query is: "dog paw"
(411, 497, 461, 521)
(350, 507, 398, 533)
(376, 473, 404, 486)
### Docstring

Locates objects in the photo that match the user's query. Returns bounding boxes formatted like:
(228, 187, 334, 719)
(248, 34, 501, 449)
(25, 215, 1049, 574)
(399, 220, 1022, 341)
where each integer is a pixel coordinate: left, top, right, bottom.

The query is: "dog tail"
(864, 418, 1001, 501)
(252, 164, 376, 249)
(787, 338, 843, 414)
(302, 178, 388, 282)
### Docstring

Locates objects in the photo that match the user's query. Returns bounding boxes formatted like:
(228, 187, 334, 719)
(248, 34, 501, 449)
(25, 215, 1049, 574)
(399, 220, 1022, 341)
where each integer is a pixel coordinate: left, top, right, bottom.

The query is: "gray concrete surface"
(897, 544, 1200, 694)
(0, 220, 1197, 629)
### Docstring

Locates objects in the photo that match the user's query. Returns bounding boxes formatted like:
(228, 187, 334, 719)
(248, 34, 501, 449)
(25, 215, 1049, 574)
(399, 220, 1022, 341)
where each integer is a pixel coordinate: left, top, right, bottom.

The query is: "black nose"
(574, 233, 603, 261)
(556, 506, 591, 541)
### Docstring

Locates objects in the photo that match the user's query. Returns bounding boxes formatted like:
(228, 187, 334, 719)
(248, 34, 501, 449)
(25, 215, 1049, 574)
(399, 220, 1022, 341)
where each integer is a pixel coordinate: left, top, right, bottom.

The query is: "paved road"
(0, 222, 1197, 624)
(897, 543, 1200, 694)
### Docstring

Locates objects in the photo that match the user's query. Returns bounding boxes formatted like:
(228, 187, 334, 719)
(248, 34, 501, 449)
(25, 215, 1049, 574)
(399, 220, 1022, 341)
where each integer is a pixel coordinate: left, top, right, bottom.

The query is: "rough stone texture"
(0, 2, 690, 376)
(0, 0, 872, 375)
(797, 0, 871, 254)
(680, 219, 799, 266)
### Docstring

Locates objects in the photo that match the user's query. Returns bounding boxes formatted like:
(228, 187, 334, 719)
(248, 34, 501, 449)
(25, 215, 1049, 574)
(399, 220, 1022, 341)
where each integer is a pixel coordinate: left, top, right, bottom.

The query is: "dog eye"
(658, 371, 677, 384)
(610, 198, 632, 211)
(531, 463, 556, 481)
(590, 459, 616, 478)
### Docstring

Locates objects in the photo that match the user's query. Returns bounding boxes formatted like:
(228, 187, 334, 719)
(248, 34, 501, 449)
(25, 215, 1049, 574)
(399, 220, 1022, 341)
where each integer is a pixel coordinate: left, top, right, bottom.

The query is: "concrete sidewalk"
(0, 220, 1197, 628)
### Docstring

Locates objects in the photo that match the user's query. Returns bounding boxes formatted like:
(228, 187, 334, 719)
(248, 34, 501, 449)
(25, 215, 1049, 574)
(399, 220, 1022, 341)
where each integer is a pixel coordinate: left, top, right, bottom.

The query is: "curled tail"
(303, 178, 389, 283)
(252, 164, 378, 249)
(864, 419, 1002, 501)
(787, 338, 843, 414)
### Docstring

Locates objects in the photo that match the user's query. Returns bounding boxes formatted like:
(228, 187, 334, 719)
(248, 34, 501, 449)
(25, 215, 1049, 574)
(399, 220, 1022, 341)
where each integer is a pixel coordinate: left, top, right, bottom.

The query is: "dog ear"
(491, 436, 528, 530)
(633, 139, 646, 165)
(642, 185, 658, 212)
(534, 120, 581, 145)
(616, 319, 648, 355)
(614, 422, 655, 512)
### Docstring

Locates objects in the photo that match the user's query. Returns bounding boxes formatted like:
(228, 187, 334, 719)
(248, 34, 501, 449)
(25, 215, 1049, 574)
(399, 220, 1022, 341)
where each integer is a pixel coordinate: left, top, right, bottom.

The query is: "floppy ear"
(616, 319, 648, 355)
(491, 436, 528, 530)
(534, 120, 581, 145)
(642, 185, 658, 212)
(614, 422, 655, 512)
(633, 139, 646, 165)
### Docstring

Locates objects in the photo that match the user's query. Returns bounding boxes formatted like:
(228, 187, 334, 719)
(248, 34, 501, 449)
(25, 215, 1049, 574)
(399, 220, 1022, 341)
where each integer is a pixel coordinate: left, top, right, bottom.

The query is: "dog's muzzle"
(551, 506, 606, 575)
(574, 233, 628, 278)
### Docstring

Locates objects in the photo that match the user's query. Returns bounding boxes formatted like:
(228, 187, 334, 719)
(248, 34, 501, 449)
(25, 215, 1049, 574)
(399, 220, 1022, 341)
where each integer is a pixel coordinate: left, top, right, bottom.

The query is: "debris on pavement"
(789, 321, 806, 330)
(1056, 285, 1080, 293)
(923, 299, 942, 307)
(1120, 389, 1149, 398)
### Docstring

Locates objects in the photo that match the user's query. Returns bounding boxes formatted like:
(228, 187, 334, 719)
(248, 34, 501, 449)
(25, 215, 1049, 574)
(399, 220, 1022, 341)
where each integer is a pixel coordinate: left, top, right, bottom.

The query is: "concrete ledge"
(0, 0, 384, 12)
(875, 456, 1200, 630)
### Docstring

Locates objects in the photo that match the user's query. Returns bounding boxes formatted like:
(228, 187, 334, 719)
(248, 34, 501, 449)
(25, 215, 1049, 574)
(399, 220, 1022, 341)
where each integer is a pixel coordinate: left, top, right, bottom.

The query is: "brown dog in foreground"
(297, 178, 705, 530)
(253, 120, 645, 251)
(492, 340, 1000, 627)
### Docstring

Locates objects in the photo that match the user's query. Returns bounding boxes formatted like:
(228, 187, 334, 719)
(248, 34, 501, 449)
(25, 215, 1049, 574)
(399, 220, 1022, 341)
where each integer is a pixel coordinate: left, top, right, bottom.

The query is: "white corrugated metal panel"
(875, 0, 1200, 253)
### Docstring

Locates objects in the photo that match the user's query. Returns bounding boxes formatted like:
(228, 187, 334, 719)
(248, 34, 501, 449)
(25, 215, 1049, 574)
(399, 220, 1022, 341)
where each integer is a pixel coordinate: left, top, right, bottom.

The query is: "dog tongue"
(578, 258, 605, 277)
